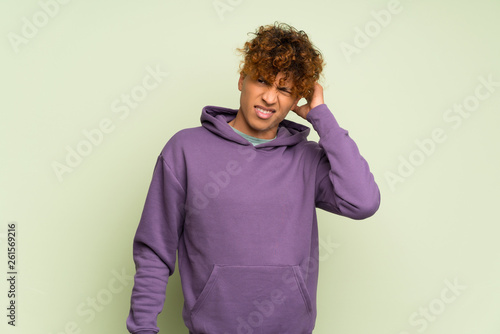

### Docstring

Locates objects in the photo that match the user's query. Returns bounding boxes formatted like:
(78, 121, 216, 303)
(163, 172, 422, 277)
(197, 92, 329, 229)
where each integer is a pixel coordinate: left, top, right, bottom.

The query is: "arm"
(293, 84, 381, 219)
(126, 154, 185, 333)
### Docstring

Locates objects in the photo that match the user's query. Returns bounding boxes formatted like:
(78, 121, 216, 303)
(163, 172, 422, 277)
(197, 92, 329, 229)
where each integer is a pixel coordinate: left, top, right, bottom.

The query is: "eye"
(257, 78, 267, 84)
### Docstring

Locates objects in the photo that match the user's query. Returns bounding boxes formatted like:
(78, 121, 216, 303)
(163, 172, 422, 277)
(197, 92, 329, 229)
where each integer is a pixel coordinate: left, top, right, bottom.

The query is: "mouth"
(255, 105, 275, 120)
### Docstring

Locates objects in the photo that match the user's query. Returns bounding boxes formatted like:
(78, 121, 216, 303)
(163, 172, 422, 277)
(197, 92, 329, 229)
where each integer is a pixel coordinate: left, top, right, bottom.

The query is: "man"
(127, 22, 380, 334)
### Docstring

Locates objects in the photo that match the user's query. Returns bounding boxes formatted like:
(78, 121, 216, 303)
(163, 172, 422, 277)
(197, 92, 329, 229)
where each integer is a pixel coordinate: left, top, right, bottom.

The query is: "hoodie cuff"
(305, 104, 342, 138)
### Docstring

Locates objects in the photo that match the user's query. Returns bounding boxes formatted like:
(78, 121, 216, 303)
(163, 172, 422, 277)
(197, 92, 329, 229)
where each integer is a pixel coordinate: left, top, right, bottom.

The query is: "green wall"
(1, 0, 499, 333)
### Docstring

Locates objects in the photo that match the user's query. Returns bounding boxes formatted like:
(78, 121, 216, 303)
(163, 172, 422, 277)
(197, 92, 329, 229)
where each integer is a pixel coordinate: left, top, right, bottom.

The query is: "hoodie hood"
(200, 105, 310, 148)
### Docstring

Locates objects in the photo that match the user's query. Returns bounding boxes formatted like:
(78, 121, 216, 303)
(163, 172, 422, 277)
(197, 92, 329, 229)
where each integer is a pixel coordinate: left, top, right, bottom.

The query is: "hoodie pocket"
(190, 265, 314, 334)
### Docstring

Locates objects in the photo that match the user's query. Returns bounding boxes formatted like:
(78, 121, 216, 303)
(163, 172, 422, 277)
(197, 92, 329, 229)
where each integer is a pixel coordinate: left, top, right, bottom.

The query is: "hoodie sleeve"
(126, 154, 185, 334)
(306, 104, 380, 220)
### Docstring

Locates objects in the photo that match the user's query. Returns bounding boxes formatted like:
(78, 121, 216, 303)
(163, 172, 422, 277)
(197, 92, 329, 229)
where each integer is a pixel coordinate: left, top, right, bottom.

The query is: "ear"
(291, 96, 301, 110)
(238, 73, 246, 91)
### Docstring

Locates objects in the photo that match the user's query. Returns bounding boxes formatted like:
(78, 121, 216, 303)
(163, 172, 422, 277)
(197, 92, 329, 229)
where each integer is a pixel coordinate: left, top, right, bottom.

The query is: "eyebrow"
(259, 77, 293, 93)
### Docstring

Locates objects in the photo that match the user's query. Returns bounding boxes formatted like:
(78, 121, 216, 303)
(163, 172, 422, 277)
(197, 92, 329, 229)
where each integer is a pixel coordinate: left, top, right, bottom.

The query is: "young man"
(127, 23, 380, 334)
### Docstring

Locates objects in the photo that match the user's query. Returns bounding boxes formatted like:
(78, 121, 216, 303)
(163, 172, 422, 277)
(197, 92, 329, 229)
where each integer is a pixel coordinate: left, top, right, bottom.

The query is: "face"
(229, 72, 300, 140)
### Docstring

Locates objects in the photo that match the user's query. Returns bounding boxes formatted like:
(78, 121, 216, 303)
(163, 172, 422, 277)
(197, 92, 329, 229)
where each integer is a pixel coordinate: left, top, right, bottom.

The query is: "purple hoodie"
(127, 104, 380, 334)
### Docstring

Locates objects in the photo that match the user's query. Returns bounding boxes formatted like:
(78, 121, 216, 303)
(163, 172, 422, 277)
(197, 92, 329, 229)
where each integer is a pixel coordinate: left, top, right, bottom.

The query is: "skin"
(228, 72, 325, 139)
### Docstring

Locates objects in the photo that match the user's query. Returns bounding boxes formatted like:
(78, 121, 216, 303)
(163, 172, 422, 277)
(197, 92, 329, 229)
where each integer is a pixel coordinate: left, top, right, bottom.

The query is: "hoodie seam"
(159, 154, 186, 193)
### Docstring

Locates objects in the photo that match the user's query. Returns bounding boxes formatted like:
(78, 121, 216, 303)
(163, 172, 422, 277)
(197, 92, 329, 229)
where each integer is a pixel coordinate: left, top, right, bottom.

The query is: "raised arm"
(293, 84, 381, 219)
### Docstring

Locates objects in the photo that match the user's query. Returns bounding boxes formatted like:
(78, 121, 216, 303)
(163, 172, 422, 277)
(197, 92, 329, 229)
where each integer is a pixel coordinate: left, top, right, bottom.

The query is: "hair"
(237, 22, 324, 101)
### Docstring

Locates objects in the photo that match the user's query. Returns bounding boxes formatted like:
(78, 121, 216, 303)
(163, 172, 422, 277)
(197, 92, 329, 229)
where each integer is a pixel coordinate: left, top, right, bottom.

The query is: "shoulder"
(288, 139, 324, 166)
(160, 126, 207, 153)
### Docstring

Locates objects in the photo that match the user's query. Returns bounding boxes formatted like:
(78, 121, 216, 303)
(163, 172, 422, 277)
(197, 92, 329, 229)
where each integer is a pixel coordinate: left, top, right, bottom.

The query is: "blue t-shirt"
(230, 126, 276, 146)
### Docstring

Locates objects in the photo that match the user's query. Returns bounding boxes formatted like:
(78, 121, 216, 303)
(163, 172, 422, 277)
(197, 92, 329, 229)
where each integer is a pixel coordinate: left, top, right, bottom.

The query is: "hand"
(292, 82, 324, 119)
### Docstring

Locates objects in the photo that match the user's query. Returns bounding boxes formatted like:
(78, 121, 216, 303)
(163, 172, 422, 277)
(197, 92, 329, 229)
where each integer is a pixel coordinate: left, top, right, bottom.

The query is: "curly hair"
(237, 22, 324, 101)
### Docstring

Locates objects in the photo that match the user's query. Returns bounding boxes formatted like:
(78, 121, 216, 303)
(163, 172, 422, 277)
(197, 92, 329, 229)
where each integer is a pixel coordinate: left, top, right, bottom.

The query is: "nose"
(262, 86, 278, 105)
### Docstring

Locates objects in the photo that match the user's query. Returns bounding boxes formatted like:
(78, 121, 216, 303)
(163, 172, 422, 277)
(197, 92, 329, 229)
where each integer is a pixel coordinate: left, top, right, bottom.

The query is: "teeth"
(256, 107, 272, 114)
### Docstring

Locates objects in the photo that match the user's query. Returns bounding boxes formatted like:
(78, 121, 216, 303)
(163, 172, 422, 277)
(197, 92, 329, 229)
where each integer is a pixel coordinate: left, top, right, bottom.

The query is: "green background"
(1, 0, 499, 333)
